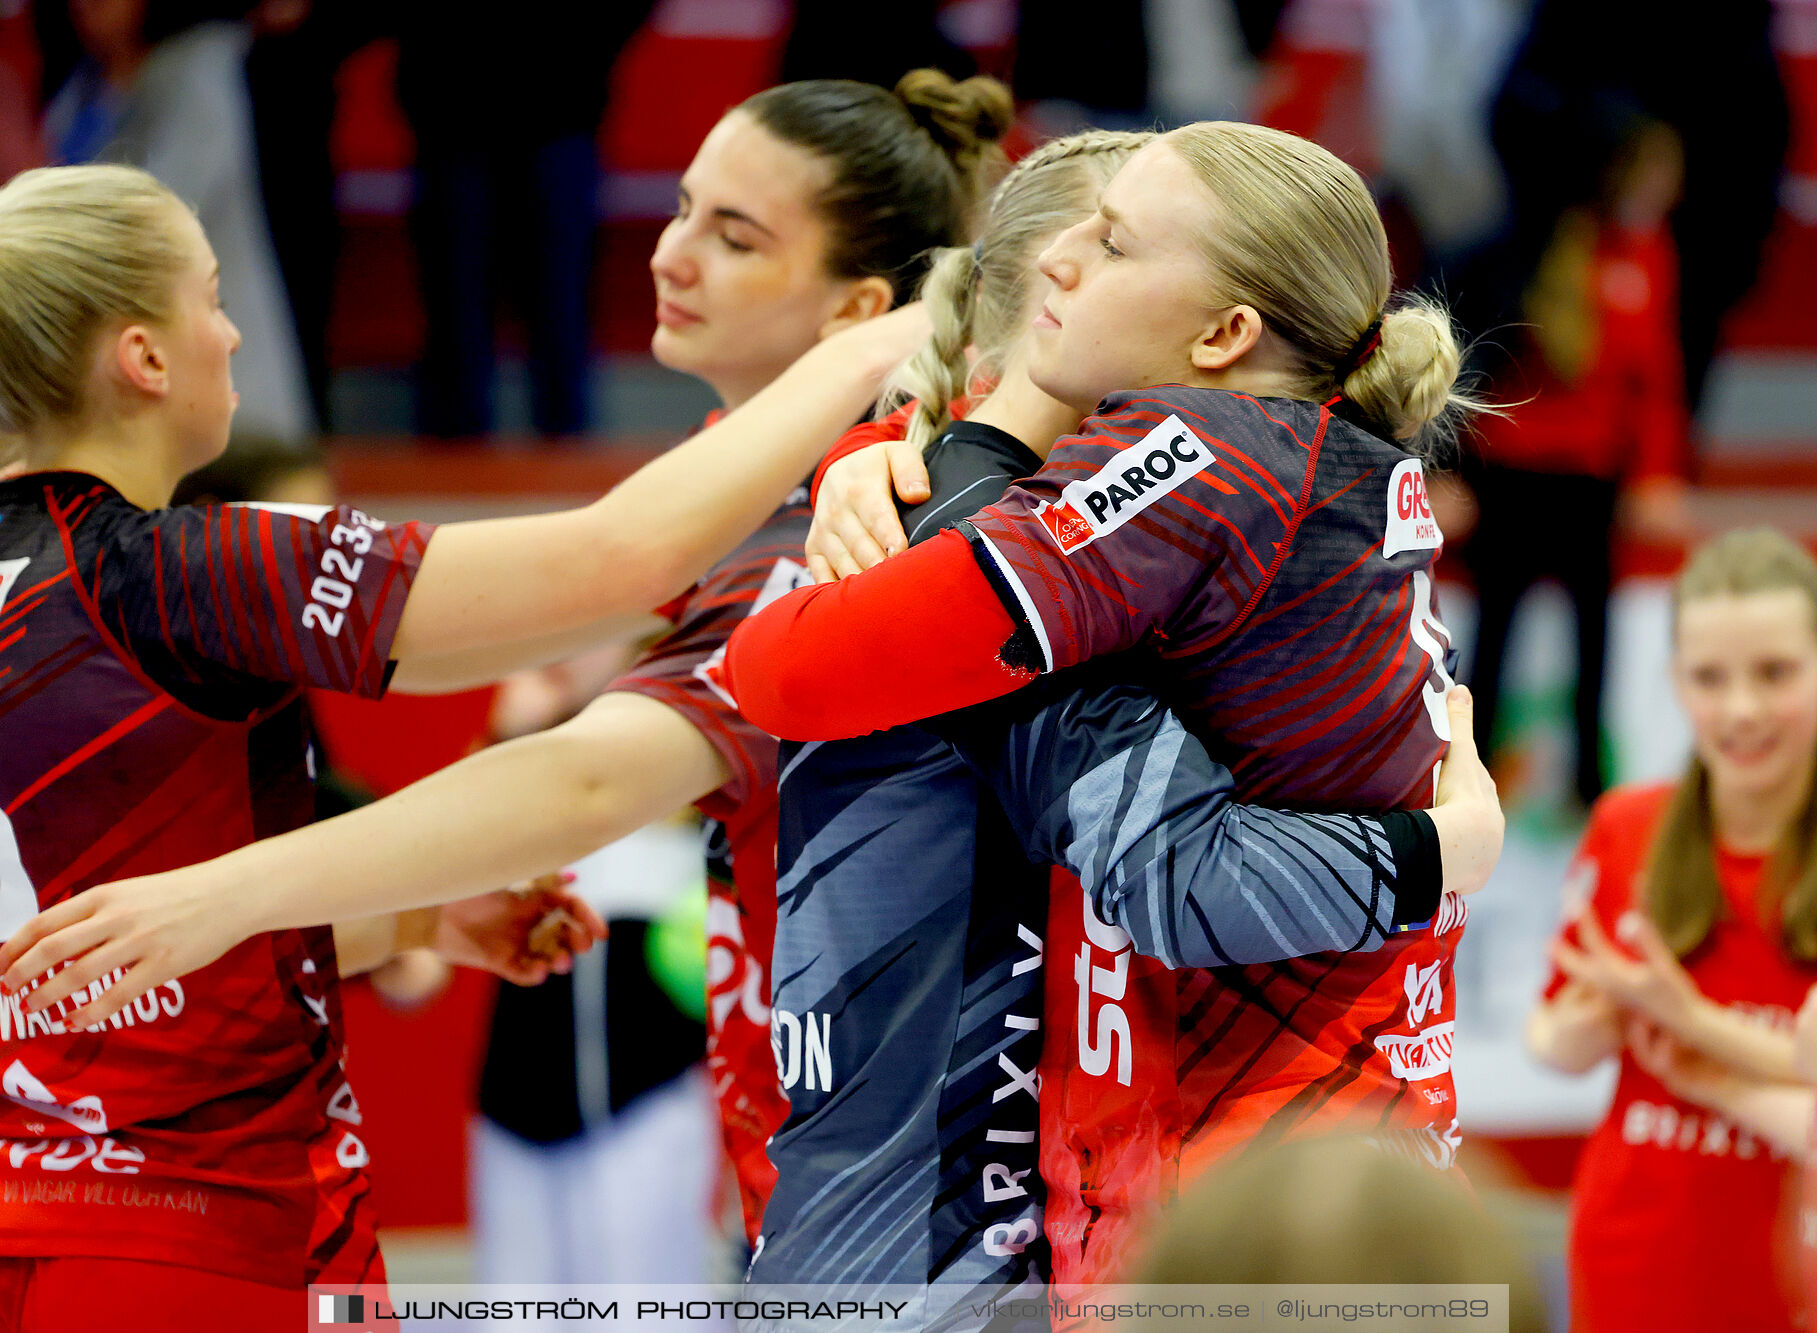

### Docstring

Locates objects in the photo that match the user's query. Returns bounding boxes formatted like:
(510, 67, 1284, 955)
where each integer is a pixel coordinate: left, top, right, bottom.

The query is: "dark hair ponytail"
(739, 69, 1013, 303)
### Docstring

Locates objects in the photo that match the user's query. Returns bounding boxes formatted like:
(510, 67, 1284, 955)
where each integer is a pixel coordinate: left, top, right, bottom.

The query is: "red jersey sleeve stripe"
(254, 509, 309, 679)
(239, 508, 288, 679)
(0, 587, 59, 635)
(0, 569, 71, 618)
(5, 694, 174, 816)
(199, 516, 243, 674)
(1163, 491, 1271, 574)
(353, 533, 413, 688)
(221, 507, 270, 676)
(236, 507, 286, 677)
(150, 525, 179, 661)
(216, 509, 264, 673)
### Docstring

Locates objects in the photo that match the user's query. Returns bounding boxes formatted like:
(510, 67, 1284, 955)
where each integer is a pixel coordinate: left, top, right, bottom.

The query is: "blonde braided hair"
(886, 128, 1155, 447)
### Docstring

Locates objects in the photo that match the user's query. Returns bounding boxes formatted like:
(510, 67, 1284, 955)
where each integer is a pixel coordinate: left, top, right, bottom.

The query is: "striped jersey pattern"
(964, 388, 1463, 1285)
(0, 472, 431, 1286)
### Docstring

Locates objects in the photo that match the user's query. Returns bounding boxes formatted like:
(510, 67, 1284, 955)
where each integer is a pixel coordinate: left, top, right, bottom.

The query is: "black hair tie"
(1332, 316, 1384, 384)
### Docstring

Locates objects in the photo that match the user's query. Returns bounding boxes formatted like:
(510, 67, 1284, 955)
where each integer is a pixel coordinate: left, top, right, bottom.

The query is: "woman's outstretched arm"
(388, 305, 927, 664)
(0, 693, 728, 1027)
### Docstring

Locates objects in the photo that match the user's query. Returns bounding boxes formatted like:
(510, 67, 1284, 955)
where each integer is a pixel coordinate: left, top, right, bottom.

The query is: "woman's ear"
(1190, 304, 1265, 372)
(818, 276, 896, 339)
(111, 323, 170, 400)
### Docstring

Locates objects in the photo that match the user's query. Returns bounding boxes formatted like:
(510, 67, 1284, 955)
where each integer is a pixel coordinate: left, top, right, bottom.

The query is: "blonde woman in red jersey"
(0, 160, 924, 1330)
(1530, 527, 1817, 1333)
(722, 122, 1488, 1284)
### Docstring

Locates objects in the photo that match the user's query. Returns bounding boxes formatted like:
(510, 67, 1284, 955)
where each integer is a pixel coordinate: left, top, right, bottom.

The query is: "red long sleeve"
(722, 527, 1032, 740)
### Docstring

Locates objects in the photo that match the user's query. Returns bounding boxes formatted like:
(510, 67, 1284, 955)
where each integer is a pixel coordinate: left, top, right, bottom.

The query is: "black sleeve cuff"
(956, 519, 1046, 675)
(1380, 809, 1443, 926)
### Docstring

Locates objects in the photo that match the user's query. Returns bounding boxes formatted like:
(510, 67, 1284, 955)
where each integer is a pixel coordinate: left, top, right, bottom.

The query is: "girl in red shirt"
(1531, 526, 1817, 1333)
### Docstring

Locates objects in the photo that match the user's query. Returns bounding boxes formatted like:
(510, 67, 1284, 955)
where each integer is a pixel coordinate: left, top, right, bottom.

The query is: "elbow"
(611, 542, 694, 618)
(529, 724, 640, 859)
(640, 549, 701, 613)
(570, 746, 640, 854)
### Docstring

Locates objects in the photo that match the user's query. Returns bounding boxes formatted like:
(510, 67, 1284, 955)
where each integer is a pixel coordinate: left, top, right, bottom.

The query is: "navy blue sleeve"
(933, 663, 1442, 966)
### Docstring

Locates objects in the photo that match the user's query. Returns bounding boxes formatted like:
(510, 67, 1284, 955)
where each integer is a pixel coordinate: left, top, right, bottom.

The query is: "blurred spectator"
(395, 1, 656, 438)
(1466, 0, 1789, 417)
(780, 0, 971, 87)
(1369, 0, 1521, 267)
(41, 0, 317, 446)
(169, 430, 336, 510)
(1529, 528, 1817, 1333)
(1145, 0, 1268, 126)
(245, 0, 389, 429)
(1134, 1137, 1549, 1333)
(1462, 119, 1692, 810)
(0, 4, 44, 182)
(1016, 0, 1149, 129)
(472, 819, 718, 1285)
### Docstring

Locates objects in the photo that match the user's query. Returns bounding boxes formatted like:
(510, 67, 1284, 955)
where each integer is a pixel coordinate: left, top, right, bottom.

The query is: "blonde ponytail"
(892, 246, 979, 448)
(1166, 122, 1485, 447)
(1341, 297, 1467, 443)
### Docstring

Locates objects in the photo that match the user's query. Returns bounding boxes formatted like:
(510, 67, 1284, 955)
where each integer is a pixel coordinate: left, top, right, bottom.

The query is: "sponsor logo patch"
(1035, 414, 1216, 555)
(1383, 458, 1441, 558)
(1374, 1021, 1455, 1081)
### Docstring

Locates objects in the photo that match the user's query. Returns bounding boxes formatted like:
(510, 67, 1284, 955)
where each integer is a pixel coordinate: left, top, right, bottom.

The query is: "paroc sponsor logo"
(1036, 414, 1216, 556)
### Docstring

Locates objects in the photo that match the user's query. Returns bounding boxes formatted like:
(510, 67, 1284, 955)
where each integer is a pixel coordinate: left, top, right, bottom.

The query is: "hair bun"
(1341, 297, 1466, 445)
(894, 69, 1014, 174)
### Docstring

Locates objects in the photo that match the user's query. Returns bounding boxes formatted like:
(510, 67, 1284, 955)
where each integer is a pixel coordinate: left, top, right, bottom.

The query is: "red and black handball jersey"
(966, 390, 1463, 1283)
(725, 386, 1462, 1284)
(0, 472, 432, 1287)
(607, 483, 814, 1246)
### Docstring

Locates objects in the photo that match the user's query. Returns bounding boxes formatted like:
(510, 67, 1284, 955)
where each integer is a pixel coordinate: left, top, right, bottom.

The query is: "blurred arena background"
(7, 0, 1815, 1327)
